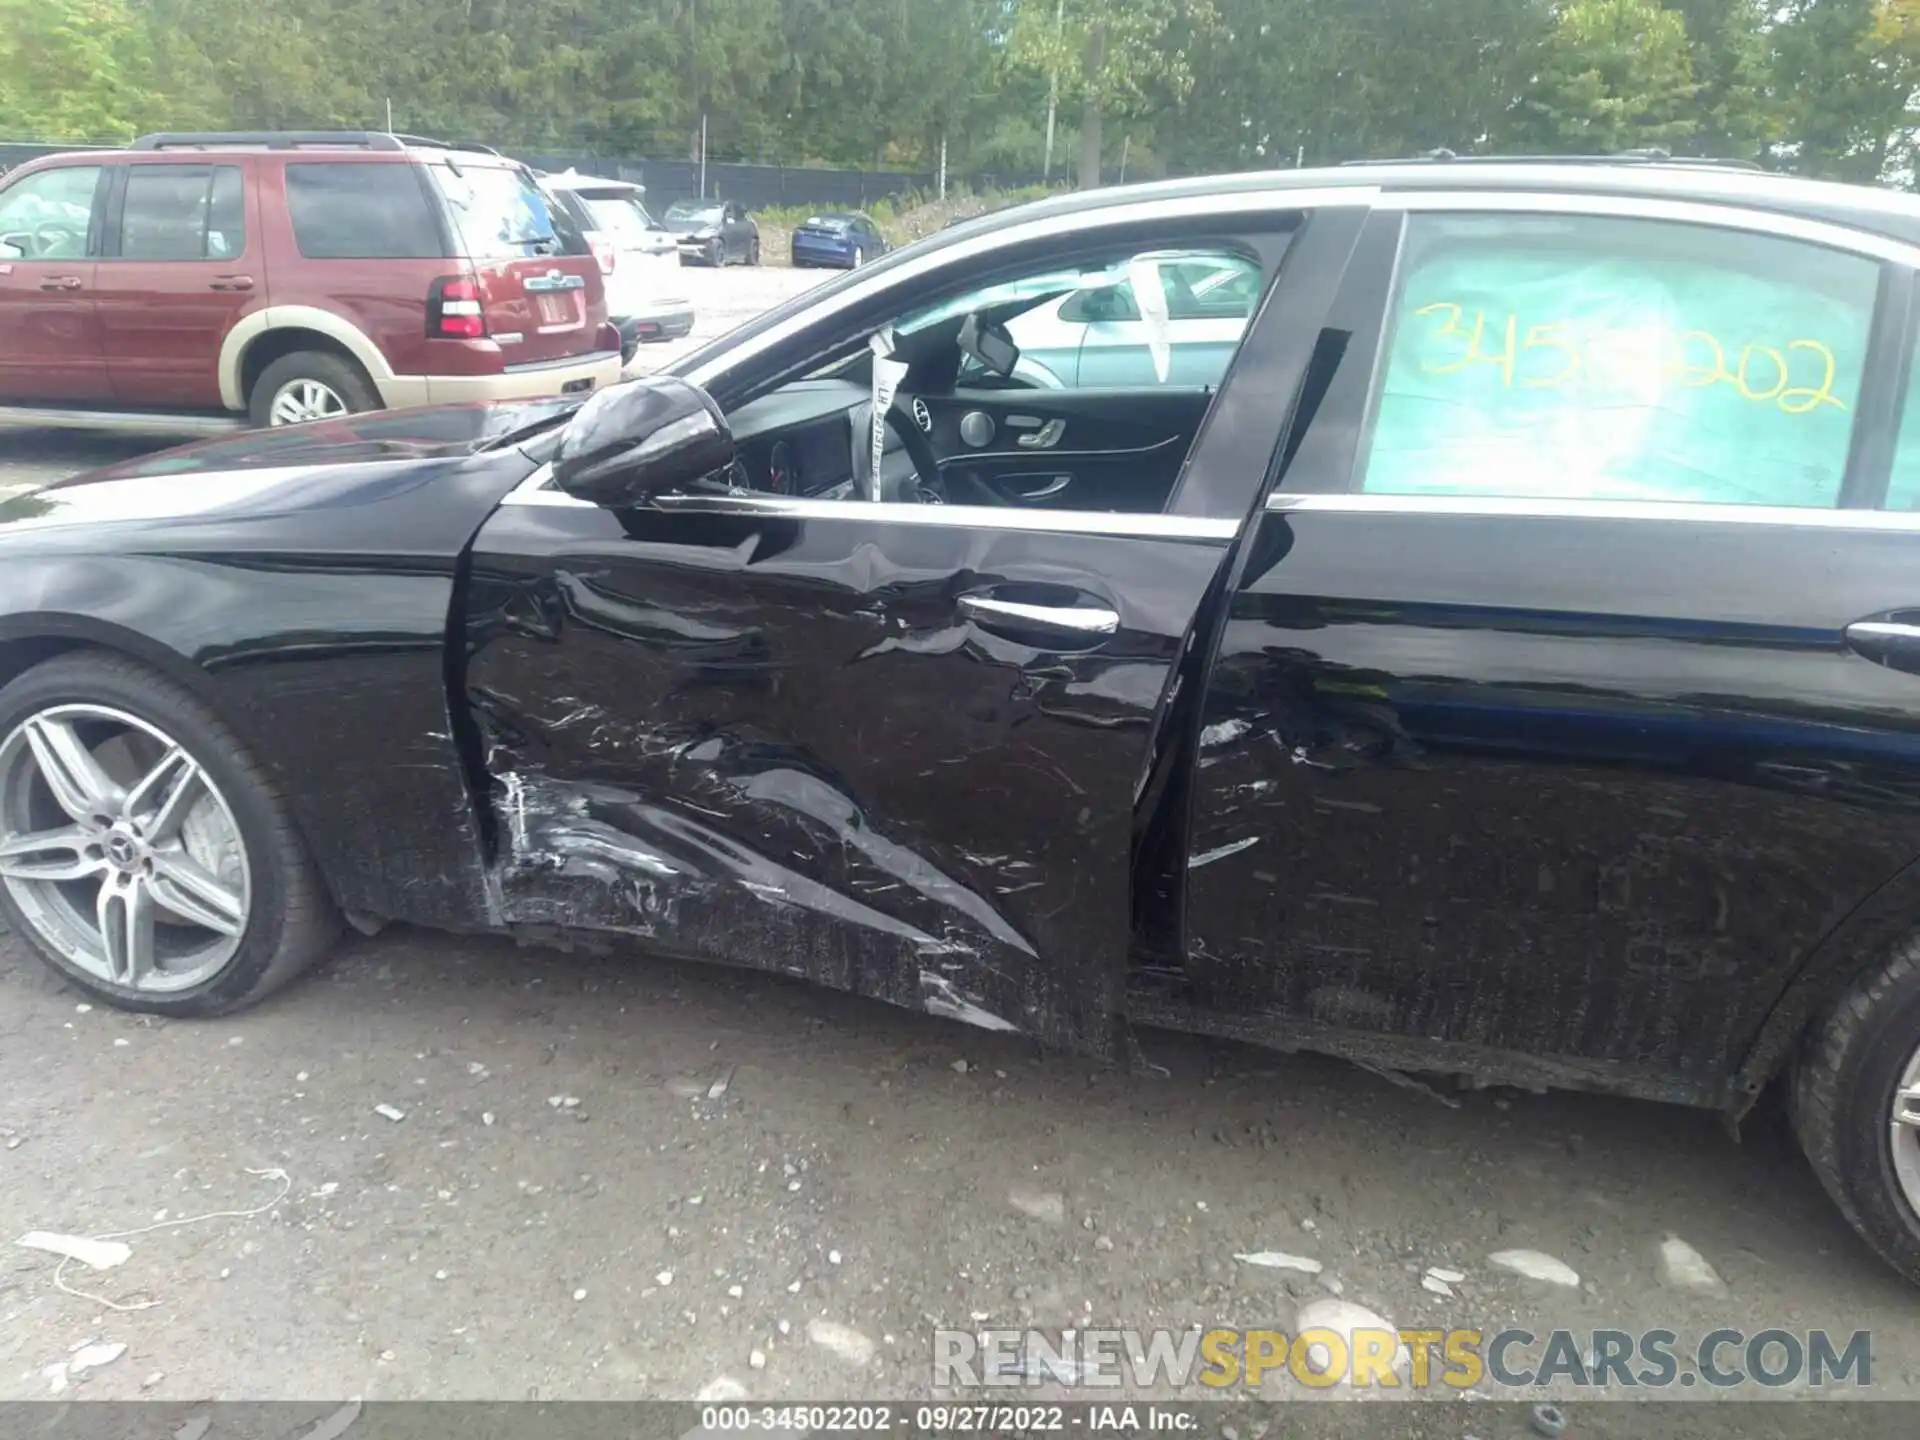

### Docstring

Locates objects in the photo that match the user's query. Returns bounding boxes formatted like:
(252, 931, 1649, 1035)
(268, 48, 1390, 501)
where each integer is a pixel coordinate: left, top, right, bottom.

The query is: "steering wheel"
(850, 394, 945, 504)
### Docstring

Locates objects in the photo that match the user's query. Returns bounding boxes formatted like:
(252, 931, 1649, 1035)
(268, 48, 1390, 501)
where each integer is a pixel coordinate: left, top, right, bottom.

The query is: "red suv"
(0, 131, 620, 430)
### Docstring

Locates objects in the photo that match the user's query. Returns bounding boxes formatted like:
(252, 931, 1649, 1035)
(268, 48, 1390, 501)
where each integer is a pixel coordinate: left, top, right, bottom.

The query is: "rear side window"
(430, 163, 557, 259)
(118, 165, 245, 261)
(286, 163, 443, 259)
(1358, 213, 1878, 508)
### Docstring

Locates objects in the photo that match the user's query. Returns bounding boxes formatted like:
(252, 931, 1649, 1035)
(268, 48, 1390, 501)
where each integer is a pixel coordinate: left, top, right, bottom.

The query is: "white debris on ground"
(1291, 1299, 1408, 1385)
(695, 1375, 748, 1402)
(1420, 1273, 1455, 1297)
(373, 1104, 406, 1122)
(66, 1341, 127, 1376)
(806, 1318, 876, 1367)
(1006, 1186, 1066, 1225)
(1659, 1235, 1728, 1294)
(1233, 1250, 1323, 1274)
(1488, 1248, 1581, 1287)
(15, 1232, 132, 1270)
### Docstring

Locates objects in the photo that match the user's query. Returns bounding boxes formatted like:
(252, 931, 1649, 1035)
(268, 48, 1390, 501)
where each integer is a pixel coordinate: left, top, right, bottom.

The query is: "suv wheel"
(0, 653, 340, 1016)
(747, 236, 761, 266)
(249, 350, 379, 429)
(1794, 932, 1920, 1282)
(706, 237, 724, 268)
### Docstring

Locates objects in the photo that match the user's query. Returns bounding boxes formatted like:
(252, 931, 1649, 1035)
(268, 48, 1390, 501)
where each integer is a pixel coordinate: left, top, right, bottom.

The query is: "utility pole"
(1118, 134, 1129, 183)
(699, 112, 709, 199)
(938, 134, 948, 199)
(1041, 0, 1064, 181)
(385, 97, 394, 133)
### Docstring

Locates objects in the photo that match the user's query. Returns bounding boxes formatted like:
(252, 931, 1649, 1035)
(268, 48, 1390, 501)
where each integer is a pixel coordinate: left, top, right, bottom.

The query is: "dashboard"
(721, 379, 913, 498)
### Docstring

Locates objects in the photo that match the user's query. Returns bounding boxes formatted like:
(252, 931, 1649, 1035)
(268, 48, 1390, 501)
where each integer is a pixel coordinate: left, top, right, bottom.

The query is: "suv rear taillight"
(590, 237, 616, 275)
(428, 276, 486, 339)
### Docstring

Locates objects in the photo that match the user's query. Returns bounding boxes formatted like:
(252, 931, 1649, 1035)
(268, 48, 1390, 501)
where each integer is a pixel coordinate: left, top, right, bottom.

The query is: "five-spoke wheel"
(0, 654, 336, 1014)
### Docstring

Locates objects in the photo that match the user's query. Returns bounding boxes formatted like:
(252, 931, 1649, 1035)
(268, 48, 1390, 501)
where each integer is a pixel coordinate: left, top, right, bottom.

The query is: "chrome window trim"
(680, 185, 1381, 389)
(499, 466, 1237, 540)
(1377, 188, 1920, 267)
(1267, 492, 1920, 530)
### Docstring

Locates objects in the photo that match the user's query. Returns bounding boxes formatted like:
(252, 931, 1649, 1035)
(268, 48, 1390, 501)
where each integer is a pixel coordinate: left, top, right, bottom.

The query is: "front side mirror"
(552, 375, 735, 507)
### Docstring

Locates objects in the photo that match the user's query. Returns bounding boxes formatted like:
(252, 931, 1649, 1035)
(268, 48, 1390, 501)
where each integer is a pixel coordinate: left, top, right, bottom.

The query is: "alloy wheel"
(1891, 1044, 1920, 1214)
(267, 378, 348, 427)
(0, 705, 252, 993)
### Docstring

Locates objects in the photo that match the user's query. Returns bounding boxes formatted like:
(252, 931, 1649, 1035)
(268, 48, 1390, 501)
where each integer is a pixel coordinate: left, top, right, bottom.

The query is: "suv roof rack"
(1340, 146, 1764, 172)
(135, 130, 409, 151)
(133, 130, 507, 157)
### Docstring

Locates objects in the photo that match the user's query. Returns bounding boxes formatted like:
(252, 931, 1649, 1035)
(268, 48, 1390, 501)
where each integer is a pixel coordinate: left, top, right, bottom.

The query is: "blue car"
(790, 211, 887, 269)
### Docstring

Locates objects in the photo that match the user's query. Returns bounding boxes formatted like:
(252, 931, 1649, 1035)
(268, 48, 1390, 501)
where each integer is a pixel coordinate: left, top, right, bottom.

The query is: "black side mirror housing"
(552, 376, 735, 508)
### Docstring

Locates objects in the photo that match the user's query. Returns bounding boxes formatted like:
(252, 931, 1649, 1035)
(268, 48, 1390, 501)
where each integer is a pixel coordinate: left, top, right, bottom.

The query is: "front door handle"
(209, 274, 255, 292)
(39, 276, 83, 292)
(958, 594, 1118, 636)
(1845, 619, 1920, 673)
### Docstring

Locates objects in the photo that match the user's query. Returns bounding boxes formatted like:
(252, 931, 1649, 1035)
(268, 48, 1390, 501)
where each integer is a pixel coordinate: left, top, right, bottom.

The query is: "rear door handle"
(958, 594, 1118, 636)
(39, 276, 83, 292)
(1845, 619, 1920, 673)
(209, 274, 255, 292)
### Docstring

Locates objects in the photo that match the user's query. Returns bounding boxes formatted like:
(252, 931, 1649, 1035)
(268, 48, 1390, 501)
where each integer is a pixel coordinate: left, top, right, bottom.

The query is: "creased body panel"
(464, 502, 1231, 1054)
(1183, 505, 1920, 1103)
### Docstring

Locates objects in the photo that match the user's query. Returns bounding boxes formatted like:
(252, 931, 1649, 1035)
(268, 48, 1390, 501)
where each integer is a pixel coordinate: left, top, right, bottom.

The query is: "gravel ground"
(1, 917, 1917, 1415)
(2, 258, 1917, 1429)
(0, 265, 828, 496)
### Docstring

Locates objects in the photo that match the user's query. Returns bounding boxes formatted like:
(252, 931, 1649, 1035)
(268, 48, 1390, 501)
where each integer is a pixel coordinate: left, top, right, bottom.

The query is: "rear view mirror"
(552, 375, 735, 508)
(959, 313, 1021, 380)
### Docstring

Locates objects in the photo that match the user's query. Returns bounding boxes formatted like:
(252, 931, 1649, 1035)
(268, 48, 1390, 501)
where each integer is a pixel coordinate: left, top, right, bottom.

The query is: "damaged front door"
(457, 202, 1368, 1056)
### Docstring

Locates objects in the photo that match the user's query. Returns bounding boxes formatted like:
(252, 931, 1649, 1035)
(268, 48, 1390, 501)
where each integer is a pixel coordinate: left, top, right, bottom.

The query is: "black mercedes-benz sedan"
(9, 156, 1920, 1283)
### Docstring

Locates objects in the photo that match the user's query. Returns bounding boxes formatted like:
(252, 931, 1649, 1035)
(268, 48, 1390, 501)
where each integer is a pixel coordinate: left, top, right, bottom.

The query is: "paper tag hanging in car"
(870, 354, 910, 502)
(1129, 257, 1173, 384)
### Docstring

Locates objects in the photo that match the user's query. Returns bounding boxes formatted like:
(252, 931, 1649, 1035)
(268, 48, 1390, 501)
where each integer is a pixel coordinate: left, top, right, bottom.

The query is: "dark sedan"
(662, 199, 760, 266)
(790, 210, 887, 268)
(10, 160, 1920, 1286)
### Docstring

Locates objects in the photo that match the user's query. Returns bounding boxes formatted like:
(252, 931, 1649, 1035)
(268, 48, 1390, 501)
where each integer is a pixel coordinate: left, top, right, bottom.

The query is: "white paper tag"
(1129, 257, 1173, 384)
(870, 355, 910, 501)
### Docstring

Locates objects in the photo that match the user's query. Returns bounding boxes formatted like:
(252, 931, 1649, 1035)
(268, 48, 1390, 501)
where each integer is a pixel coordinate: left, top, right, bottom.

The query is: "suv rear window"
(430, 163, 558, 260)
(286, 162, 443, 259)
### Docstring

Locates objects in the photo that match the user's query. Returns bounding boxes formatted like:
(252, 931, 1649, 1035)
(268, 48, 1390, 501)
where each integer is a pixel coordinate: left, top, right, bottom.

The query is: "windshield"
(668, 203, 722, 223)
(581, 193, 658, 240)
(432, 163, 558, 259)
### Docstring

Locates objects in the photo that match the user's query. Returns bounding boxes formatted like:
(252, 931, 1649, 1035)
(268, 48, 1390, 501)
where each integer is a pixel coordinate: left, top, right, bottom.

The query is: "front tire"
(249, 349, 379, 429)
(706, 238, 724, 268)
(850, 246, 865, 269)
(1793, 932, 1920, 1282)
(747, 235, 761, 266)
(0, 653, 340, 1016)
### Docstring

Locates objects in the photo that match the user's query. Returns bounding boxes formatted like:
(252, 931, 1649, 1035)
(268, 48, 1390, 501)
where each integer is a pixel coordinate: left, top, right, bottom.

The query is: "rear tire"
(248, 349, 379, 429)
(0, 653, 341, 1017)
(1793, 932, 1920, 1283)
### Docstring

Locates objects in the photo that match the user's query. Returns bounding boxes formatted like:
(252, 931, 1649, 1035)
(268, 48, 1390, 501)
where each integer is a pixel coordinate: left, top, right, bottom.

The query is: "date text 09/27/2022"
(696, 1405, 1193, 1432)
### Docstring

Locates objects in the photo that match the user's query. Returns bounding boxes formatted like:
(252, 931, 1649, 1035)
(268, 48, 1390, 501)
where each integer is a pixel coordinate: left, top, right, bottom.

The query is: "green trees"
(4, 0, 1920, 189)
